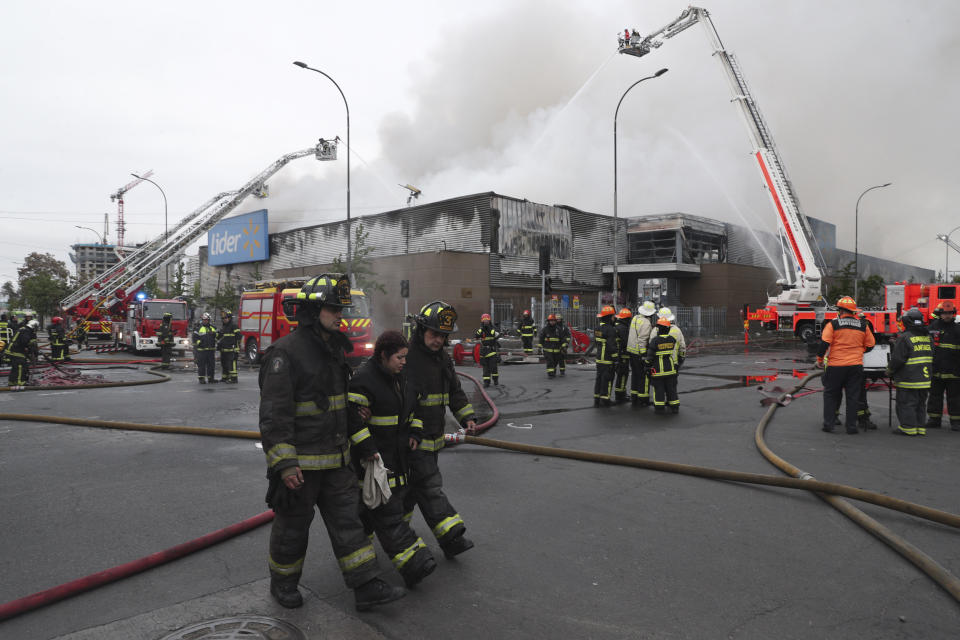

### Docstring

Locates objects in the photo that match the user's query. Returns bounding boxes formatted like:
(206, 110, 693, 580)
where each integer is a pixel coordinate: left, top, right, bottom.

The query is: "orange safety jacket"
(818, 313, 876, 367)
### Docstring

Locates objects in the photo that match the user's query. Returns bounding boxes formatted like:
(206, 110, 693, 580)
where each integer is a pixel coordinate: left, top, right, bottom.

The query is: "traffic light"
(545, 277, 552, 294)
(539, 245, 551, 274)
(400, 279, 410, 298)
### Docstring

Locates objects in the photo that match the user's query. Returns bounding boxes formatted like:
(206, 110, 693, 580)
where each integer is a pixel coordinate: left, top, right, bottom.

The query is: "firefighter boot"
(926, 417, 942, 430)
(403, 557, 437, 589)
(441, 535, 474, 559)
(354, 577, 406, 611)
(269, 577, 303, 609)
(858, 416, 878, 430)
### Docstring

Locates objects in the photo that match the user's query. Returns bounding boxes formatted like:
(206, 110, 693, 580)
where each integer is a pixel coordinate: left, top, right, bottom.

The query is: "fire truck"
(114, 295, 190, 353)
(59, 141, 338, 343)
(239, 279, 375, 364)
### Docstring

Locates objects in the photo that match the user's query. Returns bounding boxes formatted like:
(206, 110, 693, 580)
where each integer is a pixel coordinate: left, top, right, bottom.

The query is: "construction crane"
(618, 6, 828, 313)
(109, 170, 153, 254)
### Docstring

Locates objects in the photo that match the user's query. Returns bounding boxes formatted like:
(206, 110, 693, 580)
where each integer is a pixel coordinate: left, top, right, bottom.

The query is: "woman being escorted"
(349, 330, 437, 587)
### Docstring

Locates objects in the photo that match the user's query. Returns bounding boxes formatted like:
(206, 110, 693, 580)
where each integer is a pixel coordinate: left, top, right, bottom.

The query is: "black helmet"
(296, 274, 352, 308)
(223, 310, 233, 318)
(902, 307, 925, 328)
(162, 312, 172, 321)
(417, 300, 457, 334)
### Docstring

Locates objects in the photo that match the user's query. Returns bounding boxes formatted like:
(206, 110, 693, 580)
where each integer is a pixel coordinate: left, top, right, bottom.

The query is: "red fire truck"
(238, 279, 375, 364)
(114, 296, 191, 353)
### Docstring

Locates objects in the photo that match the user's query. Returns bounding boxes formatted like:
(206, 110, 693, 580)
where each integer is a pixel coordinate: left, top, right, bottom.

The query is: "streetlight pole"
(614, 68, 668, 306)
(293, 61, 352, 286)
(854, 182, 891, 300)
(132, 173, 169, 292)
(939, 224, 960, 281)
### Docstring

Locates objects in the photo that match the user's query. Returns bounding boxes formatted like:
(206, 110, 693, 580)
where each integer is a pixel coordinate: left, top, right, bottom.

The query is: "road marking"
(38, 391, 79, 396)
(506, 422, 533, 430)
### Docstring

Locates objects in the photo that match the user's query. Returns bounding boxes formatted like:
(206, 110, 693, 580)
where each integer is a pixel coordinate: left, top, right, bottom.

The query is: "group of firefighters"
(817, 296, 959, 436)
(189, 310, 242, 383)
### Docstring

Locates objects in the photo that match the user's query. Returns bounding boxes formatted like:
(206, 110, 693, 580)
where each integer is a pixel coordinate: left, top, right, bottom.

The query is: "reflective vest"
(539, 324, 562, 353)
(193, 324, 217, 351)
(594, 322, 618, 365)
(519, 318, 535, 339)
(626, 315, 652, 355)
(475, 325, 500, 357)
(930, 318, 960, 379)
(218, 321, 242, 352)
(646, 332, 679, 377)
(889, 329, 932, 390)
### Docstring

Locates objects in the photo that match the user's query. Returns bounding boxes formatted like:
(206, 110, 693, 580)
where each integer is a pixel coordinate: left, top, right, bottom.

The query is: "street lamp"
(132, 173, 169, 291)
(293, 60, 352, 286)
(938, 224, 960, 281)
(75, 225, 104, 244)
(854, 182, 891, 300)
(614, 68, 668, 306)
(75, 225, 106, 282)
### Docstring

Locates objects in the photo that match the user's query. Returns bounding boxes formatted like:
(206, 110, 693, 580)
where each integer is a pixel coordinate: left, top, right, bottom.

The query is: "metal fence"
(673, 306, 727, 338)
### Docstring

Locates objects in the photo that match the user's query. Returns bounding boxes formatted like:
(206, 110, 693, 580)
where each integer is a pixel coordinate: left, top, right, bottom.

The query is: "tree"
(143, 275, 161, 298)
(2, 281, 20, 309)
(331, 222, 385, 296)
(20, 273, 70, 321)
(170, 262, 186, 297)
(857, 274, 884, 308)
(824, 261, 856, 302)
(210, 281, 239, 317)
(17, 252, 69, 283)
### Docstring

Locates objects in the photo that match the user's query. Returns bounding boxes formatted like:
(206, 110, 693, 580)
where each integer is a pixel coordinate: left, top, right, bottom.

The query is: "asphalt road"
(1, 344, 959, 639)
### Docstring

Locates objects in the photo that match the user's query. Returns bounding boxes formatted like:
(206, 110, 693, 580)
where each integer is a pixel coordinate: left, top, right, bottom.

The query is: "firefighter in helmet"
(193, 312, 218, 383)
(538, 313, 562, 377)
(218, 310, 242, 383)
(614, 308, 633, 403)
(646, 315, 683, 413)
(927, 300, 960, 431)
(4, 319, 38, 390)
(403, 300, 477, 559)
(626, 301, 657, 406)
(48, 316, 66, 362)
(475, 313, 500, 387)
(518, 309, 536, 356)
(258, 273, 406, 610)
(157, 312, 175, 369)
(817, 296, 876, 434)
(594, 305, 619, 407)
(556, 313, 571, 375)
(887, 307, 932, 436)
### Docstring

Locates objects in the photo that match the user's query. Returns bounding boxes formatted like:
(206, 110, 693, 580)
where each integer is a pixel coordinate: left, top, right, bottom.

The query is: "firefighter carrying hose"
(218, 310, 242, 383)
(887, 307, 932, 436)
(539, 314, 562, 377)
(48, 316, 66, 363)
(403, 300, 477, 559)
(817, 296, 876, 434)
(646, 315, 683, 413)
(519, 309, 536, 356)
(926, 301, 960, 431)
(4, 319, 38, 390)
(614, 308, 633, 403)
(627, 301, 656, 406)
(193, 313, 218, 384)
(259, 273, 406, 611)
(594, 305, 619, 407)
(157, 313, 174, 369)
(475, 313, 500, 387)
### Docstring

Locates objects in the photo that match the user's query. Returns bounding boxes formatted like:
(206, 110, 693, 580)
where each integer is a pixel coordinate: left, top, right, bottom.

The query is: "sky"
(2, 0, 958, 288)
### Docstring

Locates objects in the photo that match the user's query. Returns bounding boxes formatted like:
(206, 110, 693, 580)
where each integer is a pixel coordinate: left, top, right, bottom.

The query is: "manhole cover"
(158, 615, 306, 640)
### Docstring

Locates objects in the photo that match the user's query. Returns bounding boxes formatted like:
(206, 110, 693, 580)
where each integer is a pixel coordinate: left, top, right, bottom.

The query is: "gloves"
(815, 357, 825, 369)
(265, 472, 299, 512)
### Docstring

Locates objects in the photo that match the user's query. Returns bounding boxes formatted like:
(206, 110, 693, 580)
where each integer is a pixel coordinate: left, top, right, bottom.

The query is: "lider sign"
(208, 209, 269, 266)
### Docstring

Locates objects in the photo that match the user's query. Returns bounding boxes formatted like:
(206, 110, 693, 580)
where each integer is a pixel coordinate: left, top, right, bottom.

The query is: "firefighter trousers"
(544, 350, 561, 377)
(403, 448, 467, 548)
(558, 348, 566, 374)
(927, 376, 960, 429)
(822, 365, 862, 430)
(361, 482, 434, 584)
(651, 374, 679, 411)
(159, 345, 172, 369)
(629, 354, 650, 403)
(196, 350, 216, 382)
(7, 355, 28, 386)
(220, 350, 238, 381)
(521, 335, 534, 355)
(594, 363, 615, 403)
(269, 466, 380, 589)
(896, 387, 929, 436)
(480, 351, 498, 386)
(51, 343, 66, 362)
(615, 355, 631, 400)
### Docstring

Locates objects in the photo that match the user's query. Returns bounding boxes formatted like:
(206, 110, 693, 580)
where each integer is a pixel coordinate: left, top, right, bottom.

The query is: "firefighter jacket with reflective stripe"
(538, 323, 562, 353)
(405, 335, 475, 440)
(157, 323, 175, 347)
(475, 325, 500, 357)
(258, 325, 374, 474)
(818, 314, 875, 367)
(3, 327, 35, 358)
(349, 356, 420, 476)
(888, 327, 932, 390)
(615, 321, 630, 361)
(646, 330, 682, 377)
(193, 324, 218, 351)
(929, 318, 960, 379)
(668, 326, 687, 362)
(626, 315, 653, 355)
(594, 321, 619, 365)
(217, 320, 242, 352)
(558, 323, 571, 350)
(519, 318, 536, 338)
(49, 324, 65, 347)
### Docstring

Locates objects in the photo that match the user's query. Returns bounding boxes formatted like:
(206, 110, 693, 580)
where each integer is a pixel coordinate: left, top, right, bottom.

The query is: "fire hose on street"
(1, 370, 959, 622)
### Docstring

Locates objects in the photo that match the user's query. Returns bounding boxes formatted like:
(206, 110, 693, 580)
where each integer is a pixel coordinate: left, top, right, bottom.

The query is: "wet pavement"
(2, 344, 959, 639)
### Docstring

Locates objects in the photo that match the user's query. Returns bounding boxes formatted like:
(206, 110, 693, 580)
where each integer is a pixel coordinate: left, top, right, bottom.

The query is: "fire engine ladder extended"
(619, 6, 827, 299)
(61, 142, 335, 313)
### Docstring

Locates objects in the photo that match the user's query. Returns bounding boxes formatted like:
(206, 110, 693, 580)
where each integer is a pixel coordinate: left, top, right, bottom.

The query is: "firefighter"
(556, 313, 571, 376)
(593, 305, 619, 407)
(658, 307, 687, 367)
(646, 316, 683, 413)
(403, 300, 478, 559)
(817, 296, 876, 434)
(193, 313, 218, 384)
(475, 313, 500, 387)
(74, 321, 87, 352)
(887, 307, 932, 436)
(538, 314, 562, 377)
(218, 310, 242, 383)
(48, 316, 66, 362)
(614, 308, 633, 404)
(927, 301, 960, 431)
(157, 312, 175, 369)
(0, 313, 9, 364)
(349, 330, 438, 588)
(518, 309, 536, 356)
(627, 301, 656, 406)
(259, 273, 405, 611)
(852, 311, 879, 430)
(5, 319, 39, 390)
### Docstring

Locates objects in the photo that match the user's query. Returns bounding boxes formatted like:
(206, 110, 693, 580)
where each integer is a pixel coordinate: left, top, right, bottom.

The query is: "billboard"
(208, 209, 269, 266)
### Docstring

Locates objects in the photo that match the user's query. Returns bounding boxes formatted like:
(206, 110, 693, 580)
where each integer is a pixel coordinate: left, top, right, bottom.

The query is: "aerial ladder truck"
(61, 140, 338, 343)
